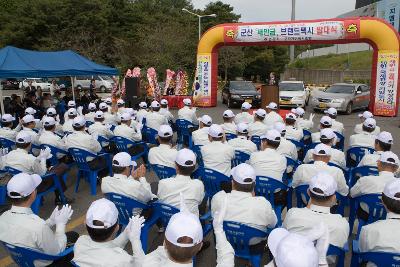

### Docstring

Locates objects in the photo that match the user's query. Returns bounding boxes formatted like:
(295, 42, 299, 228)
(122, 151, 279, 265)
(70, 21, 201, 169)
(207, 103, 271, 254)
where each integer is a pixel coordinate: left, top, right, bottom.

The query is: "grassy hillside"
(289, 50, 373, 71)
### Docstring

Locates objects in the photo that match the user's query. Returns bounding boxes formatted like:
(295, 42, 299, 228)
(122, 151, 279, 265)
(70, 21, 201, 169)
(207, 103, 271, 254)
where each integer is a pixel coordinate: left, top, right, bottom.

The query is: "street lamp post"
(182, 8, 217, 40)
(289, 0, 296, 62)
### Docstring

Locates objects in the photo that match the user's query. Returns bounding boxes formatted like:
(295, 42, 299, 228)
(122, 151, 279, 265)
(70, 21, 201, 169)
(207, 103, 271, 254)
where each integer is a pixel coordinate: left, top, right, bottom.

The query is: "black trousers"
(46, 231, 79, 267)
(88, 155, 109, 178)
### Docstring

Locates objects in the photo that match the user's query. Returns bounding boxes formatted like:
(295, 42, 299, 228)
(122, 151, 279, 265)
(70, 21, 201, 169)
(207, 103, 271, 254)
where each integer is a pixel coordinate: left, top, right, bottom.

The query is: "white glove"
(56, 114, 60, 122)
(213, 195, 228, 234)
(54, 204, 73, 225)
(77, 106, 84, 116)
(46, 207, 59, 227)
(309, 113, 315, 122)
(38, 147, 52, 160)
(127, 215, 145, 241)
(91, 132, 99, 142)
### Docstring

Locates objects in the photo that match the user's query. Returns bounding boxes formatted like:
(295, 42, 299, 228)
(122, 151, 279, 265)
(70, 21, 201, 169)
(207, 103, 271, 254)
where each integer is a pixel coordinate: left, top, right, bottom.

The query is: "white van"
(74, 75, 114, 92)
(279, 80, 310, 108)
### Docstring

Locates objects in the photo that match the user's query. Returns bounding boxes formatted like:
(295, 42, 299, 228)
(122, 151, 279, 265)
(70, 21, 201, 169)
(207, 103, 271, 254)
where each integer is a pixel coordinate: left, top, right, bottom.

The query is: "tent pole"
(71, 76, 75, 102)
(0, 83, 4, 114)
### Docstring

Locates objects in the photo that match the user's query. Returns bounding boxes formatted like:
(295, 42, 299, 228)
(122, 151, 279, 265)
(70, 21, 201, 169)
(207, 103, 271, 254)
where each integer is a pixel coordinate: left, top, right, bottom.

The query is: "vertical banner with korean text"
(193, 53, 212, 107)
(374, 51, 399, 116)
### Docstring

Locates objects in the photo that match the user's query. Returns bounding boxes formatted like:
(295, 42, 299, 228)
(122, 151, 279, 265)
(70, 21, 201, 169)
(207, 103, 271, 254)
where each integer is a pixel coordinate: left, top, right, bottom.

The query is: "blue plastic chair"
(39, 144, 68, 166)
(351, 240, 400, 267)
(231, 150, 250, 167)
(104, 193, 158, 252)
(176, 119, 194, 146)
(192, 145, 204, 167)
(333, 131, 345, 151)
(97, 135, 110, 148)
(68, 148, 112, 195)
(349, 194, 386, 237)
(328, 243, 348, 267)
(0, 138, 15, 150)
(349, 166, 378, 188)
(1, 241, 74, 267)
(302, 129, 312, 145)
(223, 221, 269, 267)
(250, 136, 261, 150)
(151, 164, 176, 180)
(287, 138, 305, 160)
(112, 136, 148, 162)
(225, 133, 237, 141)
(200, 168, 231, 201)
(285, 157, 300, 180)
(346, 147, 375, 168)
(144, 127, 159, 145)
(255, 176, 292, 226)
(85, 121, 94, 128)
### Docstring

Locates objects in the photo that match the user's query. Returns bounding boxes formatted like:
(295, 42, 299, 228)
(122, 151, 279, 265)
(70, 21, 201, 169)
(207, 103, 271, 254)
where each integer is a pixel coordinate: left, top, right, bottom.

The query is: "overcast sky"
(192, 0, 357, 22)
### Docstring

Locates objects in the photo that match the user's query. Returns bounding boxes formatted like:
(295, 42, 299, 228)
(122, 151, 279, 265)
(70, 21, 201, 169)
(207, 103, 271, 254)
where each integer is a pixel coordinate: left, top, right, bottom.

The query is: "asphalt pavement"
(0, 94, 399, 267)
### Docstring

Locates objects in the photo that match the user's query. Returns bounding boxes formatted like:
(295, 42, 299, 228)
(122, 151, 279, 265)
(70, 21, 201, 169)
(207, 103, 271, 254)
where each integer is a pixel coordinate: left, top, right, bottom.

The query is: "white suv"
(279, 80, 310, 108)
(20, 78, 51, 92)
(74, 75, 114, 92)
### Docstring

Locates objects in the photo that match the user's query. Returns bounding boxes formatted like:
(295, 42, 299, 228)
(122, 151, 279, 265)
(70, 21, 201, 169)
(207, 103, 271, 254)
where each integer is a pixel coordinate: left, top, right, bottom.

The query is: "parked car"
(1, 78, 21, 90)
(74, 75, 114, 92)
(222, 81, 261, 108)
(309, 83, 370, 114)
(20, 78, 51, 91)
(279, 80, 310, 108)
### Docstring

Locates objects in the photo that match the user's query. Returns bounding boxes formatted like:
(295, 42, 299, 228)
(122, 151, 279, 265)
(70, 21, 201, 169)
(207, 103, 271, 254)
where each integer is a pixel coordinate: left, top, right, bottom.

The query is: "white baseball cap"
(165, 210, 203, 247)
(320, 128, 336, 140)
(68, 100, 76, 107)
(309, 172, 337, 197)
(285, 112, 296, 121)
(95, 111, 104, 119)
(274, 122, 286, 136)
(25, 107, 36, 115)
(324, 107, 337, 116)
(255, 108, 266, 118)
(236, 123, 249, 134)
(67, 108, 77, 116)
(363, 118, 376, 129)
(158, 125, 173, 138)
(86, 198, 119, 229)
(175, 148, 196, 167)
(151, 101, 160, 109)
(117, 99, 125, 106)
(16, 131, 32, 144)
(99, 102, 108, 110)
(267, 102, 278, 110)
(73, 116, 86, 127)
(125, 108, 136, 117)
(313, 143, 332, 156)
(183, 98, 192, 106)
(358, 111, 373, 119)
(7, 173, 42, 198)
(1, 114, 15, 123)
(160, 99, 168, 105)
(22, 114, 39, 124)
(88, 103, 97, 111)
(261, 129, 281, 142)
(376, 131, 393, 144)
(139, 102, 147, 108)
(231, 163, 256, 184)
(43, 116, 56, 126)
(105, 97, 112, 104)
(295, 107, 305, 116)
(208, 124, 224, 138)
(120, 112, 132, 121)
(379, 151, 399, 166)
(46, 108, 57, 116)
(223, 110, 235, 118)
(199, 115, 212, 126)
(268, 228, 318, 267)
(320, 116, 332, 126)
(241, 102, 252, 110)
(112, 152, 136, 167)
(384, 179, 400, 200)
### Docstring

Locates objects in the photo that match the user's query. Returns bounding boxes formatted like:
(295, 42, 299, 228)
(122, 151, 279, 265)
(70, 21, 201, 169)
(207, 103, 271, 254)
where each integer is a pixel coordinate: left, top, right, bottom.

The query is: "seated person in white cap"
(303, 128, 346, 169)
(84, 103, 97, 122)
(0, 114, 19, 141)
(294, 107, 314, 130)
(25, 107, 42, 130)
(284, 173, 349, 255)
(88, 111, 114, 139)
(157, 148, 205, 216)
(293, 144, 348, 197)
(234, 102, 254, 125)
(211, 163, 277, 251)
(220, 110, 236, 134)
(20, 114, 40, 146)
(324, 107, 344, 134)
(0, 173, 77, 267)
(116, 98, 126, 114)
(192, 115, 212, 146)
(114, 112, 145, 157)
(201, 125, 235, 177)
(349, 118, 377, 149)
(143, 194, 234, 266)
(359, 179, 400, 267)
(137, 101, 149, 123)
(249, 129, 287, 181)
(39, 117, 69, 160)
(264, 102, 283, 129)
(248, 109, 269, 137)
(43, 107, 63, 134)
(274, 122, 298, 160)
(105, 97, 112, 110)
(73, 198, 145, 266)
(354, 111, 380, 135)
(148, 125, 178, 168)
(146, 101, 168, 132)
(62, 100, 77, 122)
(177, 98, 198, 126)
(311, 116, 333, 143)
(159, 99, 174, 123)
(358, 131, 394, 168)
(284, 112, 303, 141)
(228, 123, 258, 156)
(99, 102, 117, 126)
(62, 108, 78, 133)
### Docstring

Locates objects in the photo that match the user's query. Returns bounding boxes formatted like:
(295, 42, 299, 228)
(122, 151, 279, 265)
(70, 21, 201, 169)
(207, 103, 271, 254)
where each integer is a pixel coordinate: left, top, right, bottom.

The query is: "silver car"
(309, 83, 370, 114)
